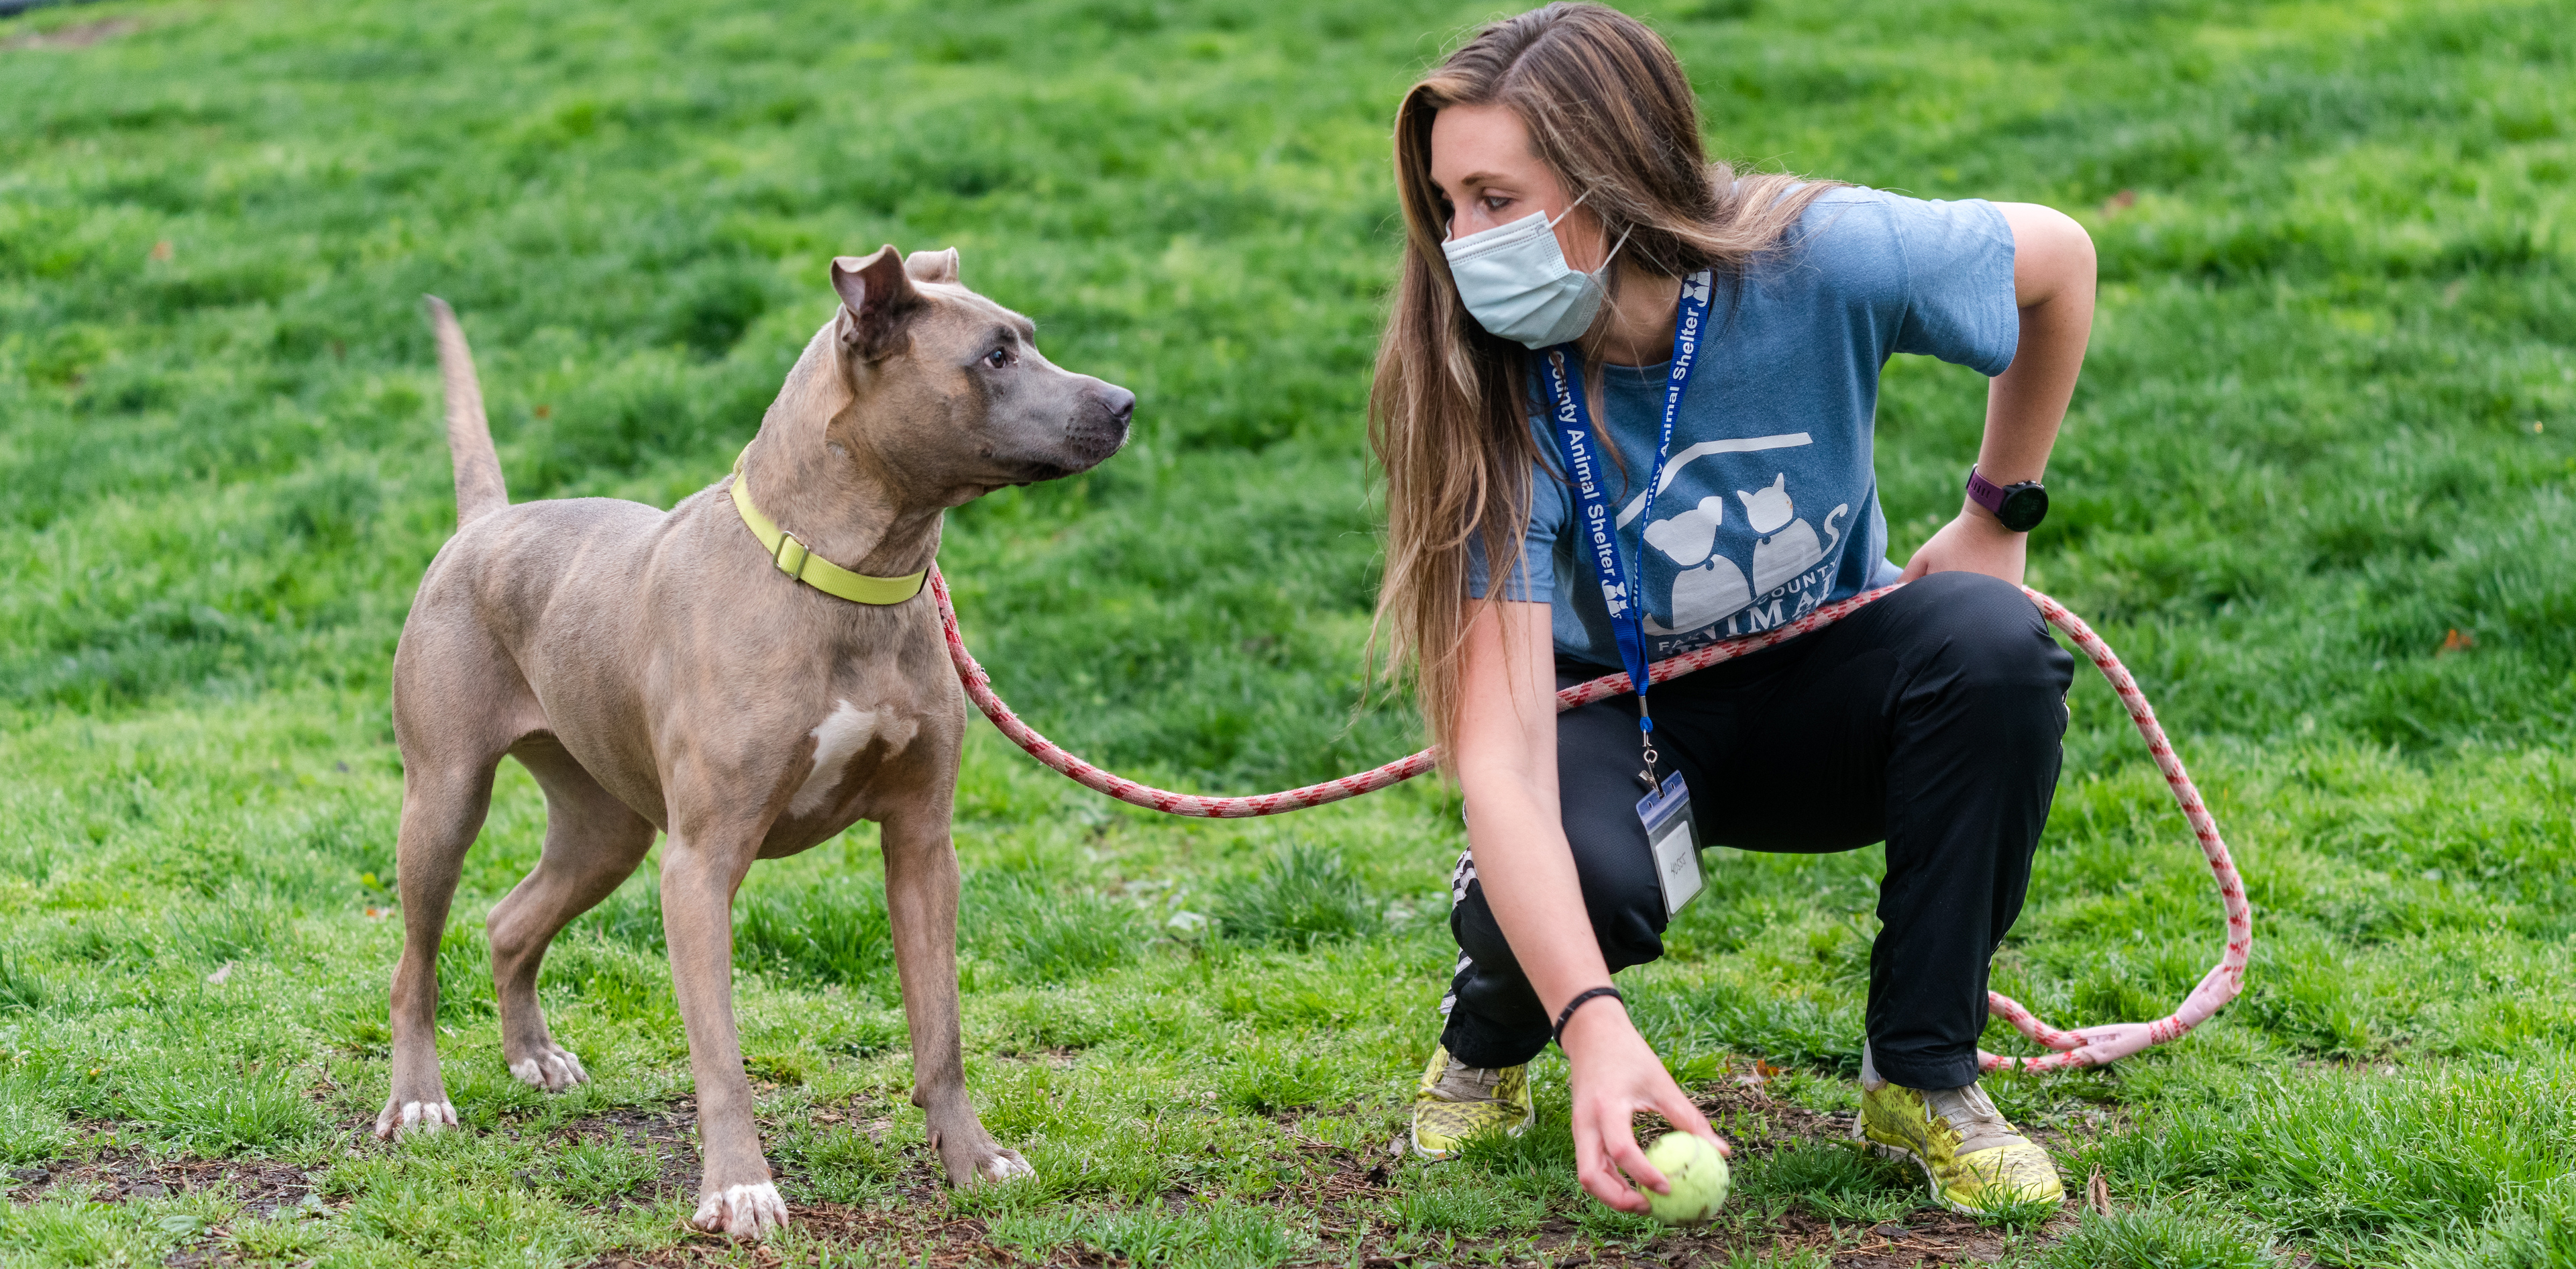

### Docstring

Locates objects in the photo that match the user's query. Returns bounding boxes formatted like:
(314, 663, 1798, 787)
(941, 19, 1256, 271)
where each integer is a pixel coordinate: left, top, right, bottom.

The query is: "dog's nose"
(1095, 384, 1135, 428)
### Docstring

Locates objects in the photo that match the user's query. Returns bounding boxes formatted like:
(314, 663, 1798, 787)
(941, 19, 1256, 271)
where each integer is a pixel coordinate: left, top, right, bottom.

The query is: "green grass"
(2, 0, 2572, 1264)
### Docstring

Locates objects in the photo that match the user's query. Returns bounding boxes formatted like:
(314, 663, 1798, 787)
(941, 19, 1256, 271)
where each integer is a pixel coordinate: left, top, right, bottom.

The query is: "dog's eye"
(983, 348, 1009, 369)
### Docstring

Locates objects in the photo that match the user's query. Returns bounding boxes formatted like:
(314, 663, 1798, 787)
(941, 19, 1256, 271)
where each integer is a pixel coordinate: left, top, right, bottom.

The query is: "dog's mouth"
(1006, 458, 1077, 485)
(1061, 417, 1130, 467)
(997, 421, 1128, 485)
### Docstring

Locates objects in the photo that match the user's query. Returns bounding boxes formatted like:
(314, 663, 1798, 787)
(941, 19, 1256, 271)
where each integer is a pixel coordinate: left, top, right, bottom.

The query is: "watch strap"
(1966, 465, 2047, 531)
(1966, 466, 2012, 517)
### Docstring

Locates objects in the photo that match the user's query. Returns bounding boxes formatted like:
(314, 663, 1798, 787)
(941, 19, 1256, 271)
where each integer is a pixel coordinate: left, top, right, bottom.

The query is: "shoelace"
(1430, 1063, 1505, 1103)
(1925, 1082, 2024, 1155)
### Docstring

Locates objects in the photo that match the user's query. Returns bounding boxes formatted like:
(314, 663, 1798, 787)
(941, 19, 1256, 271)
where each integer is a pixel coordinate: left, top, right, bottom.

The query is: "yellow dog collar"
(729, 450, 928, 605)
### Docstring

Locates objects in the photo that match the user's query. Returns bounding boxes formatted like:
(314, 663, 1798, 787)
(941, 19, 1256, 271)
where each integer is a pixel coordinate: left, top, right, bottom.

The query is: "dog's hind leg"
(881, 799, 1032, 1187)
(487, 736, 656, 1093)
(376, 756, 498, 1139)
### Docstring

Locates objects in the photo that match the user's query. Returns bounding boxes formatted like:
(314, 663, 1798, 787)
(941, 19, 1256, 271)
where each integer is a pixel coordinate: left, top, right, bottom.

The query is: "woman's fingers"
(1580, 1158, 1648, 1211)
(1568, 1095, 1607, 1199)
(1604, 1119, 1667, 1196)
(1580, 1139, 1654, 1210)
(1571, 1095, 1654, 1211)
(1654, 1086, 1725, 1154)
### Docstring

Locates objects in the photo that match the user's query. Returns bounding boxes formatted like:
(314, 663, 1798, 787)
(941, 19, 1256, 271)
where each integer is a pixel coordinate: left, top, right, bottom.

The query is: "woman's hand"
(1898, 504, 2028, 586)
(1560, 998, 1729, 1213)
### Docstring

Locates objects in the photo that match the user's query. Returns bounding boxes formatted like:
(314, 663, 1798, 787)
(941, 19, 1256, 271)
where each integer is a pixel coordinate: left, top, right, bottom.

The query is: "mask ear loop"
(1542, 187, 1594, 230)
(1543, 190, 1628, 278)
(1592, 223, 1633, 278)
(1570, 221, 1636, 358)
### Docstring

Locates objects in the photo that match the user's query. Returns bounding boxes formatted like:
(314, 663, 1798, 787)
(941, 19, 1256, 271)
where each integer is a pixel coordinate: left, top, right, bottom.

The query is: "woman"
(1371, 5, 2094, 1215)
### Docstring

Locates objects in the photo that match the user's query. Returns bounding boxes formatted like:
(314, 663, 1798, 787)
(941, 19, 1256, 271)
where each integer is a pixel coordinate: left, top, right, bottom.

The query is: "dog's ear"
(830, 246, 923, 359)
(902, 248, 959, 285)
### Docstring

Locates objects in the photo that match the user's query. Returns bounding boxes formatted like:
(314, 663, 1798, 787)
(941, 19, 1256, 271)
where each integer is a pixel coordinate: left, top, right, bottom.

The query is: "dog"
(378, 246, 1132, 1237)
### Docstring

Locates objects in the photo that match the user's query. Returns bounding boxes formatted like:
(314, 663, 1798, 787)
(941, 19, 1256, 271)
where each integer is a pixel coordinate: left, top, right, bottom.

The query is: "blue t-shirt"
(1469, 187, 2020, 666)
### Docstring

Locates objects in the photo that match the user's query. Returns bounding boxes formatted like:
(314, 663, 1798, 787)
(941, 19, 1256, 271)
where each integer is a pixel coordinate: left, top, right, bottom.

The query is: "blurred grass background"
(1, 0, 2572, 1265)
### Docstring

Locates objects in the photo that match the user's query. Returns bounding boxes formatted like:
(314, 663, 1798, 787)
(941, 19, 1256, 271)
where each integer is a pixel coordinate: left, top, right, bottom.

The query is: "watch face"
(1998, 485, 2049, 533)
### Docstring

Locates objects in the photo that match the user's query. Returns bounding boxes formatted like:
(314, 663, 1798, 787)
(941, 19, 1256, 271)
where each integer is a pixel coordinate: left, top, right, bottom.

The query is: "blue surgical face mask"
(1442, 193, 1631, 349)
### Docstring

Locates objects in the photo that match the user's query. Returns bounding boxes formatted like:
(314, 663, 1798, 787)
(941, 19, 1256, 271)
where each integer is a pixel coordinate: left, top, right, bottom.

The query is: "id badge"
(1637, 770, 1702, 917)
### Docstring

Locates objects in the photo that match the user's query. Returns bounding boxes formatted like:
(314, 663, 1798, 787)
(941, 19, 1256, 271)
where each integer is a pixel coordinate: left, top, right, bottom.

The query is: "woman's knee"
(1450, 880, 1518, 971)
(1451, 860, 1662, 979)
(1555, 777, 1678, 964)
(1898, 570, 2074, 695)
(1556, 807, 1670, 965)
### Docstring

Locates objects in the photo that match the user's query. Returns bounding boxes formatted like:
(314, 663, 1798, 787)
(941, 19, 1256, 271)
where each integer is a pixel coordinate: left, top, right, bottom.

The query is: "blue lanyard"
(1539, 268, 1714, 742)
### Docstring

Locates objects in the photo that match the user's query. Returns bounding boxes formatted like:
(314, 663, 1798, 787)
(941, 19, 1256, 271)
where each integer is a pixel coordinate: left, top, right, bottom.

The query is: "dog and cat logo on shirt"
(1631, 434, 1847, 652)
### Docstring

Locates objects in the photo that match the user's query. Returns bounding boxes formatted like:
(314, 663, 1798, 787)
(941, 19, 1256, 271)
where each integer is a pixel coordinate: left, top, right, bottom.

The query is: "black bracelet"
(1552, 986, 1625, 1048)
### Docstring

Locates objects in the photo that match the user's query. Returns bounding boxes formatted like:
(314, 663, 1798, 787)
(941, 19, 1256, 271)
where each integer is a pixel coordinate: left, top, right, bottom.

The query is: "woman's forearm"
(1898, 203, 2096, 585)
(1975, 203, 2097, 493)
(1450, 599, 1608, 1021)
(1458, 778, 1608, 1017)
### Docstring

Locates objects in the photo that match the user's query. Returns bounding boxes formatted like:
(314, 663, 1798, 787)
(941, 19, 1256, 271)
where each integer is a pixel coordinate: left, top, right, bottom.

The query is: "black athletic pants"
(1438, 570, 2076, 1091)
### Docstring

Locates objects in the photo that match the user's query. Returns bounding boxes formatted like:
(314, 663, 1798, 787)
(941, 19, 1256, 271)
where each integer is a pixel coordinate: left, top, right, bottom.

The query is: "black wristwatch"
(1966, 466, 2048, 532)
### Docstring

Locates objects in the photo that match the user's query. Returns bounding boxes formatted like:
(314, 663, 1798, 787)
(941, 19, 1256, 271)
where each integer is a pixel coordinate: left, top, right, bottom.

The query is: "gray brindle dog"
(380, 246, 1131, 1237)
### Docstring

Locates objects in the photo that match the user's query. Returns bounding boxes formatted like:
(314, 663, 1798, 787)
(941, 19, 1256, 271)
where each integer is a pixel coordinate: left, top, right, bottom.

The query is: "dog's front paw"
(373, 1099, 459, 1140)
(506, 1044, 589, 1093)
(690, 1182, 788, 1239)
(930, 1127, 1036, 1188)
(975, 1149, 1035, 1184)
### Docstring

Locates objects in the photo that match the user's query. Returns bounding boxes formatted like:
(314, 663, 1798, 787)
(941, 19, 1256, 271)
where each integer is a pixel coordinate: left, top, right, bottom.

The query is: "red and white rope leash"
(929, 567, 2249, 1072)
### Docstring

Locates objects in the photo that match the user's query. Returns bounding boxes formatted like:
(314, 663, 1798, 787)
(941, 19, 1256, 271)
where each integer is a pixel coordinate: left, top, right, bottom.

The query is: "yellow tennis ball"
(1637, 1131, 1730, 1225)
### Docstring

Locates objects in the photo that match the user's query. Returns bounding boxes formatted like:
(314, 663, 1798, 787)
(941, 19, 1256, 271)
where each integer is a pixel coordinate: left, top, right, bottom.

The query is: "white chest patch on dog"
(790, 699, 916, 817)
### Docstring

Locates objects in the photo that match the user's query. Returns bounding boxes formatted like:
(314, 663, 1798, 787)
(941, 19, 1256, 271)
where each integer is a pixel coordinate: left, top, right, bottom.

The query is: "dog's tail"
(423, 295, 509, 526)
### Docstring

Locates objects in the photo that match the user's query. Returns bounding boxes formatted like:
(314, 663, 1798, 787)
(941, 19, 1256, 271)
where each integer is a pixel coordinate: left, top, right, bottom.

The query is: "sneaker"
(1854, 1049, 2064, 1213)
(1409, 1045, 1532, 1159)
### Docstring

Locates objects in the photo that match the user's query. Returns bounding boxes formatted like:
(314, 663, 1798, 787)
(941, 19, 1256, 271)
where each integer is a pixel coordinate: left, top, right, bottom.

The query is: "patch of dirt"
(0, 16, 138, 51)
(993, 1046, 1085, 1067)
(6, 1133, 359, 1269)
(541, 1099, 711, 1206)
(8, 1148, 329, 1269)
(1791, 1210, 2026, 1268)
(6, 1148, 317, 1217)
(592, 1209, 1010, 1269)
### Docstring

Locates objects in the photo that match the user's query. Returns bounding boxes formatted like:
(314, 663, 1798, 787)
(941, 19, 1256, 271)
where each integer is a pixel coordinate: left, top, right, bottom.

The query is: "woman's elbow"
(2000, 202, 2096, 307)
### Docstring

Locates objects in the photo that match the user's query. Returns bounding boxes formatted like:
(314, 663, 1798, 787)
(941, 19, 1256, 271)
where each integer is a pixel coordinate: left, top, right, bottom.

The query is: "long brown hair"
(1370, 2, 1837, 754)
